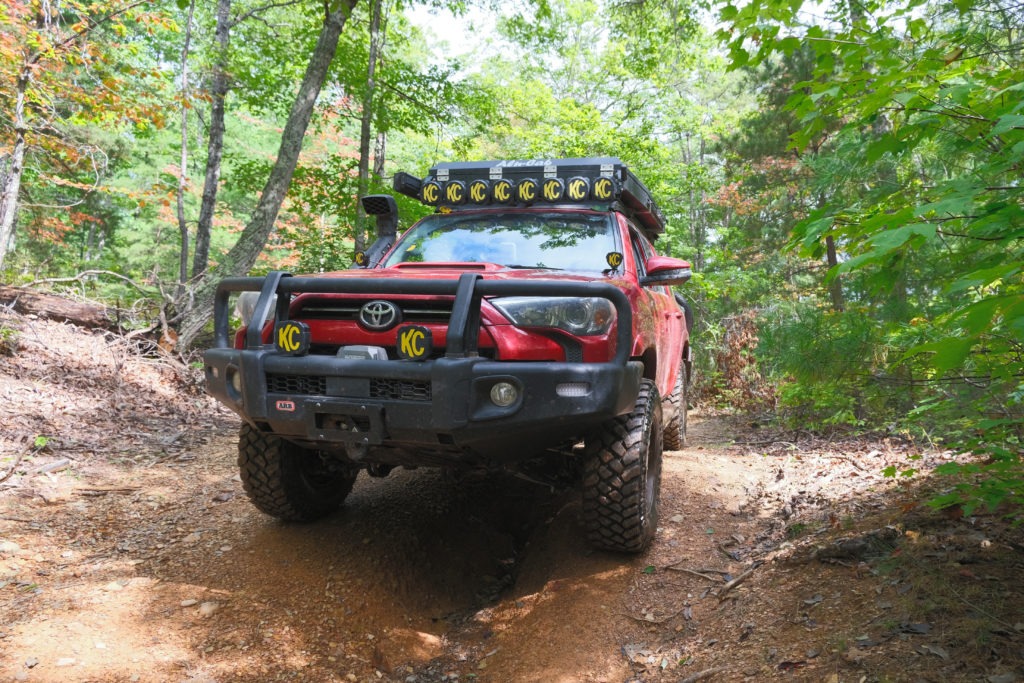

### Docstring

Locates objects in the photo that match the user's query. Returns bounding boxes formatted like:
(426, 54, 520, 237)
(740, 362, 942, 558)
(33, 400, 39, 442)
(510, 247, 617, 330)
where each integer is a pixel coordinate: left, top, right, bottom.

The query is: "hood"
(312, 262, 620, 285)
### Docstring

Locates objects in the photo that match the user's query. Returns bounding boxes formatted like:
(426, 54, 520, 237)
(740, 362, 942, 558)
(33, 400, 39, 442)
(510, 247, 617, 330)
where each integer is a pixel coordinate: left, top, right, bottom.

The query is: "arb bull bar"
(203, 272, 643, 460)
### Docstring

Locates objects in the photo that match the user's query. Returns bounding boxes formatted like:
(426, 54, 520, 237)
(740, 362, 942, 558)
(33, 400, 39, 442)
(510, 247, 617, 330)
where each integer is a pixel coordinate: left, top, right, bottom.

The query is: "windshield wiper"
(505, 264, 562, 270)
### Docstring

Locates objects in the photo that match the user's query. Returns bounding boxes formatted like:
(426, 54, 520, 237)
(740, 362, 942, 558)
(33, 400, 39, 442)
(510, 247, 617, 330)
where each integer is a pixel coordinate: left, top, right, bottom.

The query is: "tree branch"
(30, 0, 152, 65)
(229, 0, 306, 29)
(27, 270, 154, 298)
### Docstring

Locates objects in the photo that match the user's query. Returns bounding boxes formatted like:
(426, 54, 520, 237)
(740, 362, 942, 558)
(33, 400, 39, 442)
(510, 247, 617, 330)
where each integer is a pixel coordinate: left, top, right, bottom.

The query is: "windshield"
(382, 212, 618, 272)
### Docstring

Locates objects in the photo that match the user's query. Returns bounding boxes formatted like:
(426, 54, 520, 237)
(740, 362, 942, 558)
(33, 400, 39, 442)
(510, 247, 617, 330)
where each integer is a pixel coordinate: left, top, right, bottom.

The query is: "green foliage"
(0, 0, 176, 276)
(719, 0, 1024, 514)
(758, 305, 893, 427)
(930, 446, 1024, 517)
(0, 322, 19, 356)
(463, 0, 708, 168)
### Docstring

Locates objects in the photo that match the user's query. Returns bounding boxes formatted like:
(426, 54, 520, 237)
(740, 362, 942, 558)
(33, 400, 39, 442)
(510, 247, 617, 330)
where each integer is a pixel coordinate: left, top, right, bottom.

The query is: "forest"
(1, 0, 1021, 515)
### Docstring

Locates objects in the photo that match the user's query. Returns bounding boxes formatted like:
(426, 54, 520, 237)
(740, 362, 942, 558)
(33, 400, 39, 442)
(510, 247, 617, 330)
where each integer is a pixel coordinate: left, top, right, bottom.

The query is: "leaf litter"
(1, 310, 1024, 682)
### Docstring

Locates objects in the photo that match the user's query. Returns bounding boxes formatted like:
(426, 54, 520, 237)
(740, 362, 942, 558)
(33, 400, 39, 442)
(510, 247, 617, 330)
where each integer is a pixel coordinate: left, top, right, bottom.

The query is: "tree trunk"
(354, 0, 385, 254)
(0, 69, 30, 271)
(373, 131, 386, 177)
(825, 234, 845, 312)
(174, 1, 359, 348)
(0, 285, 114, 330)
(192, 0, 232, 280)
(176, 0, 196, 298)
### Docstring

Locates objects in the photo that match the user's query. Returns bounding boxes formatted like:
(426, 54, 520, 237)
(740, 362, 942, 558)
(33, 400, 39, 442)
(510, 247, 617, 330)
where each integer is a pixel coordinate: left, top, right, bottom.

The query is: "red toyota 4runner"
(204, 157, 693, 552)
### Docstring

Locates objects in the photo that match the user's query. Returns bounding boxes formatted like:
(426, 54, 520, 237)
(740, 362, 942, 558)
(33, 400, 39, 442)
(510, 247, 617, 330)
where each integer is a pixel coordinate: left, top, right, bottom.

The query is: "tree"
(175, 0, 197, 298)
(175, 0, 359, 347)
(191, 0, 232, 281)
(0, 0, 163, 272)
(189, 0, 314, 282)
(711, 44, 841, 312)
(353, 0, 387, 253)
(720, 0, 1024, 508)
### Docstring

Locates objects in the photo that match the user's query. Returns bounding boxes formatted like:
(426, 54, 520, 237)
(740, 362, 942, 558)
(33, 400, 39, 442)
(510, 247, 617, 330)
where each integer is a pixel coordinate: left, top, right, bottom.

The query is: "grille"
(267, 374, 326, 395)
(296, 299, 454, 323)
(266, 374, 431, 401)
(370, 378, 432, 401)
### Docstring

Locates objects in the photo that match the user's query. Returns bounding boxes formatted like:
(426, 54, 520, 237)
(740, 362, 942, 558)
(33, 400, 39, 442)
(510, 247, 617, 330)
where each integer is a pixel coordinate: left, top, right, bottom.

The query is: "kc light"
(491, 297, 615, 336)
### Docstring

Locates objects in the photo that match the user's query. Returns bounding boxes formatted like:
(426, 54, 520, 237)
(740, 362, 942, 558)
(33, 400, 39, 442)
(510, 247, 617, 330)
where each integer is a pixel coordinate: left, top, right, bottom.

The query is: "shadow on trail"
(255, 468, 566, 618)
(137, 465, 574, 680)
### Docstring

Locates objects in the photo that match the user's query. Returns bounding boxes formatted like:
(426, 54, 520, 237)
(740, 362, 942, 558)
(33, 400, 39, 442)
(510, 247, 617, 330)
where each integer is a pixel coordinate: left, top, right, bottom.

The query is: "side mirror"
(356, 195, 399, 268)
(641, 255, 692, 287)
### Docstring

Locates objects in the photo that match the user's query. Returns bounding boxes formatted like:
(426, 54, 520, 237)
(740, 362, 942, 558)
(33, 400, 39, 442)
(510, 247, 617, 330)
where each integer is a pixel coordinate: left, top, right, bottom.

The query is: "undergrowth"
(695, 303, 1024, 522)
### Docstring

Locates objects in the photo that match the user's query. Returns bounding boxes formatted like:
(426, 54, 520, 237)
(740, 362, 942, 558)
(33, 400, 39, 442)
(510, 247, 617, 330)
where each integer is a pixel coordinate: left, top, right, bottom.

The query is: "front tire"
(581, 379, 663, 553)
(238, 423, 357, 521)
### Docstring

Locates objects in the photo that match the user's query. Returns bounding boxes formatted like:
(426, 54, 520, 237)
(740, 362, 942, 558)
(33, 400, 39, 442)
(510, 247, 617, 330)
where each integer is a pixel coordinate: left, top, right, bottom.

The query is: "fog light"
(228, 367, 242, 396)
(490, 382, 518, 407)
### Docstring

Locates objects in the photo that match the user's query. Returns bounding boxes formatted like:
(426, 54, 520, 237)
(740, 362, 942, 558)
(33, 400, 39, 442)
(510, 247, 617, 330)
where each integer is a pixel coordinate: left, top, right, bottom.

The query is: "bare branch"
(27, 270, 155, 298)
(230, 0, 307, 28)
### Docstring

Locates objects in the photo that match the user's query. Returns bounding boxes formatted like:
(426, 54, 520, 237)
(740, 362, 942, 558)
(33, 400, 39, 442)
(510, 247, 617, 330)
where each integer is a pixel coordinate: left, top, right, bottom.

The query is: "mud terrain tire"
(582, 379, 663, 553)
(663, 368, 688, 450)
(238, 423, 357, 521)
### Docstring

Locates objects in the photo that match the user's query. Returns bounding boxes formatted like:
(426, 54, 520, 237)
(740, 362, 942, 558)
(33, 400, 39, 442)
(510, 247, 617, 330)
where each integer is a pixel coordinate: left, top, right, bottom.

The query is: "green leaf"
(916, 195, 974, 218)
(904, 337, 975, 373)
(892, 91, 919, 105)
(992, 114, 1024, 135)
(728, 43, 750, 69)
(933, 463, 965, 477)
(867, 223, 936, 251)
(809, 86, 841, 103)
(865, 134, 900, 162)
(995, 81, 1024, 97)
(947, 262, 1022, 293)
(954, 296, 1009, 336)
(838, 223, 937, 272)
(836, 251, 877, 273)
(777, 36, 801, 54)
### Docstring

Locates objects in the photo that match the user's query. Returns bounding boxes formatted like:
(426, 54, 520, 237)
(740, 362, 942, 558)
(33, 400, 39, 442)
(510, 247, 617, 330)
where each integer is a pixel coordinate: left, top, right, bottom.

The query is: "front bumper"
(203, 272, 642, 461)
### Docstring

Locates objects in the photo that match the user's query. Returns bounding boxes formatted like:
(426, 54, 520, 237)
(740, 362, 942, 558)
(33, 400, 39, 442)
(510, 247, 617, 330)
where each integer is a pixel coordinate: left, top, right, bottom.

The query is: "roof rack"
(392, 157, 666, 239)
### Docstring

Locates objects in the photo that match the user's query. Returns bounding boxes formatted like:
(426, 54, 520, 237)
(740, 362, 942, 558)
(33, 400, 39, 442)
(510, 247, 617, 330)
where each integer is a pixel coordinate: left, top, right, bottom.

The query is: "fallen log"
(0, 285, 115, 330)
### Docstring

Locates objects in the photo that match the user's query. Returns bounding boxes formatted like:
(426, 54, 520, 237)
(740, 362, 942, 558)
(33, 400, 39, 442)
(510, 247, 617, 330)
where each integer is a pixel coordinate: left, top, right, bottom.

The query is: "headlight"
(491, 297, 615, 336)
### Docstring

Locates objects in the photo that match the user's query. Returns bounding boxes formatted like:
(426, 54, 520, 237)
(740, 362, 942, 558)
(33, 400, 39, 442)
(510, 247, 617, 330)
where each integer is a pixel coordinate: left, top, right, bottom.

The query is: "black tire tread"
(582, 380, 663, 553)
(663, 368, 688, 450)
(238, 424, 355, 522)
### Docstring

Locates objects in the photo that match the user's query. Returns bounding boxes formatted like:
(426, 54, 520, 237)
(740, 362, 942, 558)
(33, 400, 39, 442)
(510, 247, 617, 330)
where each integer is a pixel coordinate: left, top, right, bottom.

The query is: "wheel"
(663, 366, 688, 450)
(237, 423, 357, 521)
(581, 379, 663, 553)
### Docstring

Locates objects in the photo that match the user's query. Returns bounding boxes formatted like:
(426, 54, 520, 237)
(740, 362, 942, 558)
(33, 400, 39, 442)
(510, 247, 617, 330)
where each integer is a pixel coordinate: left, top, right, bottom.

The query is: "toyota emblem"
(359, 300, 401, 331)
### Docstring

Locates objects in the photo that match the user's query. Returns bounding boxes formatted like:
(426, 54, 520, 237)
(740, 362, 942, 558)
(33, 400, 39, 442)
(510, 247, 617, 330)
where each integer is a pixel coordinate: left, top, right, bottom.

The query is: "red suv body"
(204, 158, 692, 552)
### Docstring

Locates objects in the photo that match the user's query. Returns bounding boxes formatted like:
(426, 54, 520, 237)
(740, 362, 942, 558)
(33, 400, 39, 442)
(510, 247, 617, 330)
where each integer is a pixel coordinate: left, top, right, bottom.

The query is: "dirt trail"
(2, 314, 1023, 683)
